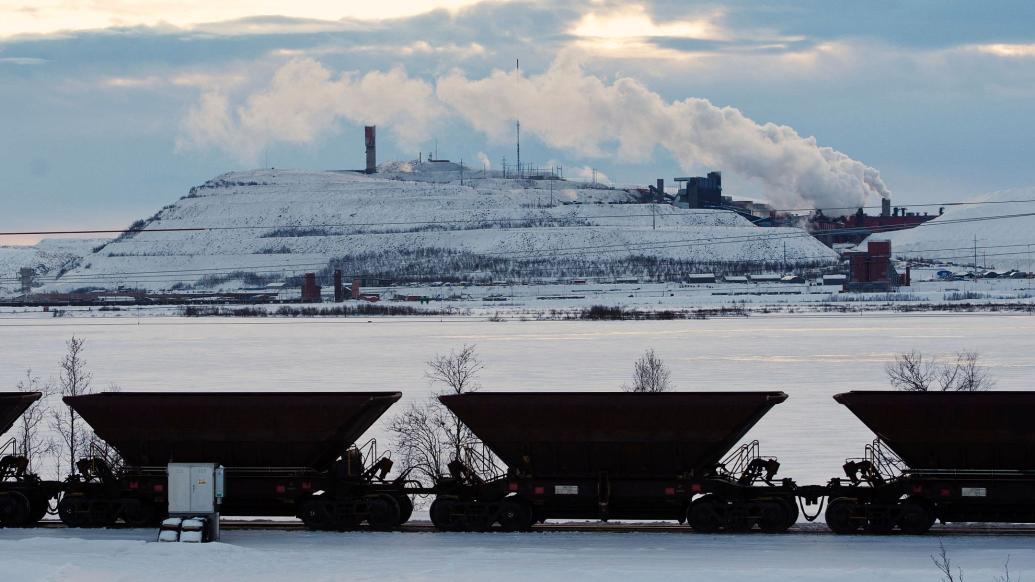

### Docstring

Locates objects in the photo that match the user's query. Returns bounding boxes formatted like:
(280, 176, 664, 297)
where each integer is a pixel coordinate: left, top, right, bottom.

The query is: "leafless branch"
(623, 348, 673, 393)
(15, 369, 56, 471)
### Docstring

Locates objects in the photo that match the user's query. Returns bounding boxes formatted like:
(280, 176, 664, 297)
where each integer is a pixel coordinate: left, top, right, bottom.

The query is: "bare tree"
(389, 345, 484, 485)
(886, 350, 936, 391)
(931, 543, 964, 582)
(387, 403, 446, 485)
(50, 336, 93, 475)
(15, 369, 56, 471)
(939, 352, 995, 392)
(887, 350, 994, 392)
(623, 348, 673, 393)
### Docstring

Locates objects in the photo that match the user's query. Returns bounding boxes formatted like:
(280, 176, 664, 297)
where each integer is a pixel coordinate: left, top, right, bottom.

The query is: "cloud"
(0, 56, 48, 65)
(176, 58, 444, 163)
(0, 1, 488, 38)
(179, 56, 890, 209)
(476, 151, 491, 170)
(570, 4, 728, 41)
(968, 43, 1035, 58)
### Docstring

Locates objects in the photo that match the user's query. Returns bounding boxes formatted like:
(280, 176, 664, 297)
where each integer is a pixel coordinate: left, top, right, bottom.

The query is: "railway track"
(30, 520, 1035, 536)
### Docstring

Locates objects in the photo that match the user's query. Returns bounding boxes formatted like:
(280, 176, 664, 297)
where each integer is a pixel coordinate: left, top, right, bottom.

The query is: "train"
(1, 388, 1034, 535)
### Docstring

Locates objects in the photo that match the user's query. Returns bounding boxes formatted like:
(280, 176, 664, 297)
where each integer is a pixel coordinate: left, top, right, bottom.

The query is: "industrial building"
(673, 172, 723, 209)
(843, 240, 910, 292)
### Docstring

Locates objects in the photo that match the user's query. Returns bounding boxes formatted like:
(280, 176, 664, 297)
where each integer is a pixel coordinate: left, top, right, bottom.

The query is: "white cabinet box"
(168, 463, 224, 513)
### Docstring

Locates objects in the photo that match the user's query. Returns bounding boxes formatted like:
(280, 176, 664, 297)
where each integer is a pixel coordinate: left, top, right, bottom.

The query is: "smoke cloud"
(179, 57, 890, 209)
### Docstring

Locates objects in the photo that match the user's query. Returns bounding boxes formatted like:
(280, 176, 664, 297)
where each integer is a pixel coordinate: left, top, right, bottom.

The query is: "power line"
(5, 197, 1035, 239)
(6, 209, 1035, 286)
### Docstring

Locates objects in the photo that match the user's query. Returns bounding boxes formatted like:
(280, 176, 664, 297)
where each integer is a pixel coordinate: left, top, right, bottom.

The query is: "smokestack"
(656, 179, 664, 200)
(364, 125, 376, 174)
(333, 269, 344, 302)
(881, 198, 891, 217)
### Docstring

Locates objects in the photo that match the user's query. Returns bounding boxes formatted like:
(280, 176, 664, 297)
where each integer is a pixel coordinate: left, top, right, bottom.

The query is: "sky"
(2, 0, 1035, 244)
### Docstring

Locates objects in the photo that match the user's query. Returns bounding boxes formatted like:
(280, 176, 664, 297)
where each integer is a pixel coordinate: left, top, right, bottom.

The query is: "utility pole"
(973, 235, 978, 277)
(515, 58, 521, 180)
(459, 158, 464, 186)
(783, 241, 787, 273)
(549, 178, 554, 207)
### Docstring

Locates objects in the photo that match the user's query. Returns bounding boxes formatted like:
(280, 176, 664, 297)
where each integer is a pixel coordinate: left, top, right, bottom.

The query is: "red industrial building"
(811, 200, 939, 246)
(844, 240, 910, 292)
(301, 273, 321, 302)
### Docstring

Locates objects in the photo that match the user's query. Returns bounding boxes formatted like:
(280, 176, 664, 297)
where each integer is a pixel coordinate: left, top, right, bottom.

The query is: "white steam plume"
(179, 57, 890, 208)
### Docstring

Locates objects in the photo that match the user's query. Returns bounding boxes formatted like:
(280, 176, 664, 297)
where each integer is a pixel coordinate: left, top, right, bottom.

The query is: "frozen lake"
(2, 312, 1033, 486)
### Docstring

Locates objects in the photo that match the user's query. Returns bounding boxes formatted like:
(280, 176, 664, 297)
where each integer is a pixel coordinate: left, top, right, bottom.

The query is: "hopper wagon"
(430, 391, 800, 532)
(824, 391, 1035, 534)
(0, 392, 63, 527)
(60, 391, 413, 530)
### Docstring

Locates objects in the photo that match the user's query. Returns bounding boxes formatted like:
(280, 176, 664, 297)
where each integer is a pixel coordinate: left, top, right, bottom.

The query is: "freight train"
(1, 389, 1034, 535)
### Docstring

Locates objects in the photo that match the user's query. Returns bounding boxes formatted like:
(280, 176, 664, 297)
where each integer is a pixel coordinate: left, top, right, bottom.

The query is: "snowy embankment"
(2, 528, 1032, 582)
(41, 164, 837, 292)
(869, 187, 1035, 270)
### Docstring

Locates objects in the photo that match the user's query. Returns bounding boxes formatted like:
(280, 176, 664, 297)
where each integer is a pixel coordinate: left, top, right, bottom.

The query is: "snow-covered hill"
(0, 239, 105, 297)
(869, 187, 1035, 271)
(47, 163, 838, 291)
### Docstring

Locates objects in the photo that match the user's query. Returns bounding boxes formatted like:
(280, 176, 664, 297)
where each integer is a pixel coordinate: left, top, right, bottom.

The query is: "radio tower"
(515, 58, 521, 179)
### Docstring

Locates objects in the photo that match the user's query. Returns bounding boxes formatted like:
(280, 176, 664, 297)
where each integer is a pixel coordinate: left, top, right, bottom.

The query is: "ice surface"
(1, 313, 1032, 486)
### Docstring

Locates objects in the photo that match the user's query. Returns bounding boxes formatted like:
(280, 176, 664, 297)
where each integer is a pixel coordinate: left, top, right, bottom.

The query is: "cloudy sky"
(2, 1, 1034, 244)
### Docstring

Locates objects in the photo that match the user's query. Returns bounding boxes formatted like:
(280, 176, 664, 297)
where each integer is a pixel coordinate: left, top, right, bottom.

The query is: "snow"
(2, 313, 1033, 487)
(2, 528, 1034, 581)
(0, 238, 106, 296)
(2, 313, 1034, 578)
(869, 187, 1035, 270)
(41, 167, 837, 292)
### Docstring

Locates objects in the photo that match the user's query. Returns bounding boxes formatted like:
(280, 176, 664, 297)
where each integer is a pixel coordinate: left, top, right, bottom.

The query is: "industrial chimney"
(881, 198, 891, 218)
(364, 126, 376, 174)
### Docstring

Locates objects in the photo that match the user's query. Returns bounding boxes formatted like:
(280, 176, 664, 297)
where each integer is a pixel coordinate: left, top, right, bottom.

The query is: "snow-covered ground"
(3, 527, 1033, 582)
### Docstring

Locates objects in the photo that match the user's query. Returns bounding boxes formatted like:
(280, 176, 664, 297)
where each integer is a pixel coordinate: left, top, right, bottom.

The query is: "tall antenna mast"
(515, 58, 521, 179)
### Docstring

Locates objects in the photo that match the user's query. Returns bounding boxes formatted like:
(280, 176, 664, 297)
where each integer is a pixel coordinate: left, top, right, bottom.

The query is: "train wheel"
(394, 495, 414, 526)
(688, 496, 724, 533)
(299, 499, 332, 530)
(0, 492, 31, 527)
(58, 497, 85, 527)
(498, 498, 534, 532)
(366, 494, 400, 530)
(757, 500, 793, 533)
(122, 501, 156, 528)
(897, 500, 935, 535)
(429, 497, 461, 531)
(825, 498, 861, 534)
